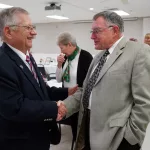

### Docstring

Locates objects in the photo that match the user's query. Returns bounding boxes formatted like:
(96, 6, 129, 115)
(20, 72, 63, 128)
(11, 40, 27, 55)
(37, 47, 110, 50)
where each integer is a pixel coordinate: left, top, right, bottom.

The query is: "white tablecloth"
(44, 65, 57, 74)
(47, 80, 62, 88)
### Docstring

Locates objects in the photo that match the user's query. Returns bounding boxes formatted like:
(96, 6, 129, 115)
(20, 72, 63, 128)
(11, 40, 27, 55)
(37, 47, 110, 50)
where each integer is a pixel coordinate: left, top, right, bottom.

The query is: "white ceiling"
(0, 0, 150, 24)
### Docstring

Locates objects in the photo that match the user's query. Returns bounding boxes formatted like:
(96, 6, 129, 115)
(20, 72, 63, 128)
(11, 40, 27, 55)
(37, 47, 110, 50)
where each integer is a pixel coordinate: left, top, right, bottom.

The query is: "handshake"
(56, 84, 78, 121)
(56, 101, 67, 121)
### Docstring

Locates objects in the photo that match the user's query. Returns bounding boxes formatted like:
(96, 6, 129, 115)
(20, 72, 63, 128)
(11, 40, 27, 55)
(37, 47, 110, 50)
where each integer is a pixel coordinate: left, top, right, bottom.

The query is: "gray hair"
(93, 11, 124, 33)
(0, 7, 29, 38)
(57, 32, 77, 46)
(145, 33, 150, 37)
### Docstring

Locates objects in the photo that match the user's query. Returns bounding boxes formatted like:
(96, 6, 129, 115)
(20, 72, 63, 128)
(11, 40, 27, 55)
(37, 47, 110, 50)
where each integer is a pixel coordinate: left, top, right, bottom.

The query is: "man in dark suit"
(0, 7, 77, 150)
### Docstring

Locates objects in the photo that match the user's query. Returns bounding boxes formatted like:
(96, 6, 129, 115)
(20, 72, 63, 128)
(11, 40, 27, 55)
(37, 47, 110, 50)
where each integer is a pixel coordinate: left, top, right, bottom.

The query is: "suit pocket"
(109, 117, 128, 127)
(108, 69, 127, 76)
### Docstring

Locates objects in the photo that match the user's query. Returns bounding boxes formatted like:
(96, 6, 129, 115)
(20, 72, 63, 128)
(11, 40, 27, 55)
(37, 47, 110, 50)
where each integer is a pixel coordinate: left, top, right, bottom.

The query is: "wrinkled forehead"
(17, 13, 32, 25)
(91, 17, 107, 29)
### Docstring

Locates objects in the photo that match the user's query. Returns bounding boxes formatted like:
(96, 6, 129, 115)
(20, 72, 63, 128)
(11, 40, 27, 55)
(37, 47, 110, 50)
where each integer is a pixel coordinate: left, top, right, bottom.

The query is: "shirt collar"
(108, 36, 124, 54)
(6, 43, 29, 61)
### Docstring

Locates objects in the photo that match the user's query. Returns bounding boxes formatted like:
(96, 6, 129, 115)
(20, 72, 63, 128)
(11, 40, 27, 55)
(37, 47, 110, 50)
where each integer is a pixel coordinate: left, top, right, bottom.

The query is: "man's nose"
(31, 29, 37, 36)
(91, 33, 96, 39)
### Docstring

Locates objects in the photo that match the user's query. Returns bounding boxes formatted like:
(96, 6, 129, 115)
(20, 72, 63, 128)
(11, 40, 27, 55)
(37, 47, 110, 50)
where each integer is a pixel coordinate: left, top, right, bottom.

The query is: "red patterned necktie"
(26, 55, 38, 82)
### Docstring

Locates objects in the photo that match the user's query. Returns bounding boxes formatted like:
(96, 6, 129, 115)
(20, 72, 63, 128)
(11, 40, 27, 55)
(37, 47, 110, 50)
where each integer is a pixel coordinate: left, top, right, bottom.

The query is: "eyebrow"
(92, 27, 103, 30)
(93, 27, 101, 29)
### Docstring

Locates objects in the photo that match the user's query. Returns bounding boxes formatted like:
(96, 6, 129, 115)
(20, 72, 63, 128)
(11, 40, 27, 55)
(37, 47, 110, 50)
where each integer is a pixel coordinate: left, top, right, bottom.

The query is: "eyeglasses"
(9, 25, 36, 31)
(90, 26, 113, 34)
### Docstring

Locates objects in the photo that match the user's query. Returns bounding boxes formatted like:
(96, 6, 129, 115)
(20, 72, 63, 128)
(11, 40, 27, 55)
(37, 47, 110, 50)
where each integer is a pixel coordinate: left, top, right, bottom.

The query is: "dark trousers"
(117, 138, 140, 150)
(0, 138, 50, 150)
(82, 109, 91, 150)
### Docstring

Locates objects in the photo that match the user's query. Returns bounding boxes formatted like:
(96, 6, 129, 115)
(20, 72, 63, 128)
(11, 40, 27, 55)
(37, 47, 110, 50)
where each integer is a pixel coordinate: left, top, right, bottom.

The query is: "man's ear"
(112, 25, 120, 35)
(4, 26, 13, 39)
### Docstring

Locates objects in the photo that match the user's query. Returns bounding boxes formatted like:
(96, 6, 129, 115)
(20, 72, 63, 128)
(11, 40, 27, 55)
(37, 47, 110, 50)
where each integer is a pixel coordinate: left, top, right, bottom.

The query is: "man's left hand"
(68, 85, 78, 96)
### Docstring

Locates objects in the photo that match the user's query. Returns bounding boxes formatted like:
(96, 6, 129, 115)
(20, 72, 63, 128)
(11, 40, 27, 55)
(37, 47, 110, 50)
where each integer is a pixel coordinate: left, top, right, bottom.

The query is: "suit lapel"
(2, 43, 45, 100)
(94, 37, 127, 86)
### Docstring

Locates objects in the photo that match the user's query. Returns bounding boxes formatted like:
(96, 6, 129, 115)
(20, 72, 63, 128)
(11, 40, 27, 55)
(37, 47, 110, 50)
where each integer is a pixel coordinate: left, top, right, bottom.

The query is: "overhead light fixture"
(89, 8, 94, 11)
(0, 3, 13, 8)
(46, 15, 69, 20)
(123, 17, 138, 21)
(121, 0, 130, 4)
(45, 3, 69, 20)
(113, 10, 129, 16)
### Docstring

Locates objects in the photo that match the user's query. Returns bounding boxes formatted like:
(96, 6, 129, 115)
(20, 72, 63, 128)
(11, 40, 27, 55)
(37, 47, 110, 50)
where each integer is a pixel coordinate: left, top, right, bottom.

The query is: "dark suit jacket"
(0, 43, 68, 150)
(62, 49, 93, 87)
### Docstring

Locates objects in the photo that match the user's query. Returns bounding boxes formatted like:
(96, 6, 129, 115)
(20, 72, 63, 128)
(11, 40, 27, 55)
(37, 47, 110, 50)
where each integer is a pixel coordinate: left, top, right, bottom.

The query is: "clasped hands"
(56, 85, 78, 121)
(56, 101, 67, 121)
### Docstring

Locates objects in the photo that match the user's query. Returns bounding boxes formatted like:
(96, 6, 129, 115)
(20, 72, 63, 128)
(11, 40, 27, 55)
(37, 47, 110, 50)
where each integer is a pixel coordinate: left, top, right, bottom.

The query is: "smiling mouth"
(27, 37, 33, 40)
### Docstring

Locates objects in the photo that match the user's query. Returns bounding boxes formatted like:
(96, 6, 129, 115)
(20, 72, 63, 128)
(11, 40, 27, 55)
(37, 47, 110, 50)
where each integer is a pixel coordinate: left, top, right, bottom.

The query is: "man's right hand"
(57, 53, 65, 68)
(56, 101, 67, 121)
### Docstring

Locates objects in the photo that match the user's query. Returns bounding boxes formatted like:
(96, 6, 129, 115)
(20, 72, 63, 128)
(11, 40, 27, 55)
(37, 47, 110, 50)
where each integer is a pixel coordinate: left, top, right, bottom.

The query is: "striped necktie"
(26, 55, 38, 82)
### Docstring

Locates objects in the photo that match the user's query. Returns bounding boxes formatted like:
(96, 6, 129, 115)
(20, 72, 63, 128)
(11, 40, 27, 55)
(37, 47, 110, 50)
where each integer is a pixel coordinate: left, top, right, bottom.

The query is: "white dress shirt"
(88, 36, 124, 109)
(7, 44, 31, 70)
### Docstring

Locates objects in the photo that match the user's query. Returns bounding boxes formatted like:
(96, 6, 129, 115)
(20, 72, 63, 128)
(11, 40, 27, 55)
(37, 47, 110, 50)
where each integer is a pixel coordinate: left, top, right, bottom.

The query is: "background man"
(144, 33, 150, 46)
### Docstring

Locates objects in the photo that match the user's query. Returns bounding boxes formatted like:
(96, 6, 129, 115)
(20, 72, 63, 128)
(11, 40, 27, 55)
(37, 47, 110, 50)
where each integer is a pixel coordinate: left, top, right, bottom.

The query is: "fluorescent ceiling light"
(89, 8, 94, 11)
(113, 10, 129, 16)
(0, 3, 13, 8)
(46, 15, 69, 20)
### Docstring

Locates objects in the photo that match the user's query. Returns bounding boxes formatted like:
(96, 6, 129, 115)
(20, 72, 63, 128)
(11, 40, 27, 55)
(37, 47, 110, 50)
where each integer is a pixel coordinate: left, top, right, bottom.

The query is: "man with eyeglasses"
(9, 24, 36, 31)
(0, 7, 78, 150)
(62, 11, 150, 150)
